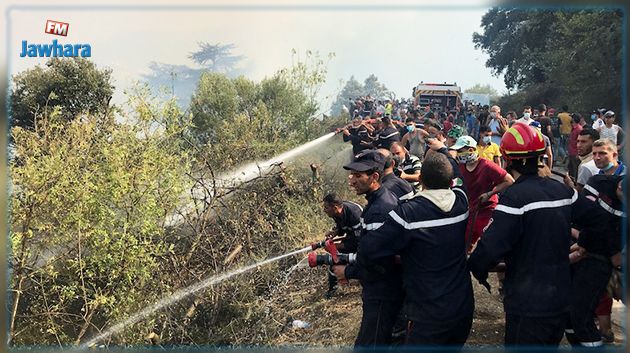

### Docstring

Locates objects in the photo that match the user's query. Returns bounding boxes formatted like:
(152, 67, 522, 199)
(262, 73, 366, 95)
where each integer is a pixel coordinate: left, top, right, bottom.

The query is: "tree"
(330, 76, 364, 116)
(143, 42, 245, 108)
(9, 91, 190, 345)
(473, 8, 557, 90)
(464, 83, 500, 103)
(10, 58, 114, 131)
(189, 72, 239, 143)
(363, 74, 391, 100)
(474, 8, 622, 113)
(544, 10, 623, 112)
(188, 42, 244, 73)
(329, 75, 391, 116)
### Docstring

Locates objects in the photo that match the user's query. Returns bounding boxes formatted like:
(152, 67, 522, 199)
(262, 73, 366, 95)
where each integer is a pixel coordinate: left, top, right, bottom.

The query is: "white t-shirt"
(592, 118, 605, 130)
(599, 124, 621, 145)
(488, 119, 502, 145)
(577, 159, 599, 186)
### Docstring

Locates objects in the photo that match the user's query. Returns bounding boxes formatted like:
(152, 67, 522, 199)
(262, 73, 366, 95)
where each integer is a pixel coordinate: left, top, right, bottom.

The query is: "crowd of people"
(319, 100, 625, 349)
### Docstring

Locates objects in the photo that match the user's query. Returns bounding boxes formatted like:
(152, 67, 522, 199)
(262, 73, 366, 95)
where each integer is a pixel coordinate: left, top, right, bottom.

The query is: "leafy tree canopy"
(473, 8, 622, 113)
(10, 58, 114, 131)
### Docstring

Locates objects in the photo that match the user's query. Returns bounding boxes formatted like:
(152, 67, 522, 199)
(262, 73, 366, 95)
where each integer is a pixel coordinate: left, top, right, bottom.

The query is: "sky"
(5, 0, 506, 113)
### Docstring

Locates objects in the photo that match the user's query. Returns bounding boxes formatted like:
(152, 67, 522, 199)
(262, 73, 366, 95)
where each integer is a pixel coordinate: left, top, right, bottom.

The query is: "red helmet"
(500, 122, 546, 160)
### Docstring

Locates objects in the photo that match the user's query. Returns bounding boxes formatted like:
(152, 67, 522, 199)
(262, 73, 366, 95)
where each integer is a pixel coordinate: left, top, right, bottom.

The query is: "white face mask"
(523, 112, 531, 119)
(456, 152, 478, 164)
(482, 136, 492, 144)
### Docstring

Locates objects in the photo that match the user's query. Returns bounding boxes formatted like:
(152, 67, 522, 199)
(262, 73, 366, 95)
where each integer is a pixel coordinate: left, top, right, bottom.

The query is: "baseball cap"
(343, 150, 385, 172)
(604, 110, 615, 117)
(449, 135, 477, 150)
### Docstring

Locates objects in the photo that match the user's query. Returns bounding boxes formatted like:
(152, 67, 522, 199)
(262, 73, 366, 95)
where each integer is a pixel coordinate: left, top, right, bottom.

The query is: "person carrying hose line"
(320, 193, 363, 299)
(467, 123, 612, 347)
(331, 150, 403, 348)
(359, 141, 474, 347)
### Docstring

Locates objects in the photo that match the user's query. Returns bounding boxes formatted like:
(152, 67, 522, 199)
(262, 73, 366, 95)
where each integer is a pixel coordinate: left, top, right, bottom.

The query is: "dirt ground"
(269, 264, 626, 348)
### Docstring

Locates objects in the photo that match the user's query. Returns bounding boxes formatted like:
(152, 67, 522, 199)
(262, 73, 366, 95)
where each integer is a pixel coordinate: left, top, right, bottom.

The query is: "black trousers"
(566, 257, 612, 345)
(505, 313, 565, 346)
(355, 298, 403, 348)
(405, 312, 473, 347)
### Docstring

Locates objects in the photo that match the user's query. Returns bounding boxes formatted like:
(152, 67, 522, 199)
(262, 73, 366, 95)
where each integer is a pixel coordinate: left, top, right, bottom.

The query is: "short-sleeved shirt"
(459, 158, 507, 211)
(577, 159, 599, 186)
(592, 118, 605, 130)
(599, 125, 621, 145)
(396, 154, 422, 190)
(488, 119, 502, 145)
(477, 142, 502, 163)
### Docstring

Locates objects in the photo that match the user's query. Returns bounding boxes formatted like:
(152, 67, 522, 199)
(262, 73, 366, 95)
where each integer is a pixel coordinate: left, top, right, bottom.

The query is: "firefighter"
(359, 147, 474, 347)
(467, 123, 612, 347)
(331, 150, 403, 347)
(321, 193, 363, 299)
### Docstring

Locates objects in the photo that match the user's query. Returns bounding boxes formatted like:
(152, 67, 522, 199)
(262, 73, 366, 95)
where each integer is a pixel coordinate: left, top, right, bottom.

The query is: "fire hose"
(309, 239, 505, 289)
(307, 239, 355, 284)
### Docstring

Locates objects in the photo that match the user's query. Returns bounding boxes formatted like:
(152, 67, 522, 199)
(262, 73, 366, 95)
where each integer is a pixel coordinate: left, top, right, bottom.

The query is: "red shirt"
(443, 120, 453, 133)
(568, 124, 582, 157)
(459, 158, 507, 211)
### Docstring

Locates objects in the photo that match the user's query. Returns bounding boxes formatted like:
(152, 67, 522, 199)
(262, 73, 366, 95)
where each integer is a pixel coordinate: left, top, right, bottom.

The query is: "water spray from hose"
(79, 132, 341, 348)
(79, 246, 312, 350)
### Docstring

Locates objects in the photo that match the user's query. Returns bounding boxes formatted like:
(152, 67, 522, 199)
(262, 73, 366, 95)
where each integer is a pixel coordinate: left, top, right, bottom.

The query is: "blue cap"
(343, 150, 385, 172)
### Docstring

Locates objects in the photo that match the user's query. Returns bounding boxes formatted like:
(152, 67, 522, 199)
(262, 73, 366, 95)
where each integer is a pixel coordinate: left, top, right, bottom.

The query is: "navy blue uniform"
(468, 175, 611, 346)
(343, 126, 373, 156)
(344, 186, 403, 347)
(326, 201, 364, 292)
(361, 185, 474, 346)
(376, 126, 400, 150)
(331, 200, 363, 252)
(582, 174, 624, 256)
(566, 174, 624, 346)
(381, 172, 414, 201)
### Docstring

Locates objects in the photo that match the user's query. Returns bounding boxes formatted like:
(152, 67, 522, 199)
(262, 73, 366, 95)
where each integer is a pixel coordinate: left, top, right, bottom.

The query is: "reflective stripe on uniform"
(346, 201, 364, 212)
(379, 131, 399, 139)
(598, 199, 625, 217)
(363, 222, 384, 230)
(494, 189, 578, 215)
(453, 187, 468, 202)
(583, 184, 599, 196)
(360, 218, 384, 231)
(399, 191, 415, 201)
(388, 209, 469, 230)
(579, 341, 603, 347)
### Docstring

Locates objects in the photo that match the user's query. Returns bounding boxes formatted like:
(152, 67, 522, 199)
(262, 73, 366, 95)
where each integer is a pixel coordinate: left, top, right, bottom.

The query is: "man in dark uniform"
(338, 117, 374, 156)
(375, 116, 401, 150)
(468, 123, 612, 347)
(377, 148, 414, 201)
(321, 193, 363, 298)
(360, 147, 474, 347)
(565, 171, 624, 347)
(331, 150, 403, 348)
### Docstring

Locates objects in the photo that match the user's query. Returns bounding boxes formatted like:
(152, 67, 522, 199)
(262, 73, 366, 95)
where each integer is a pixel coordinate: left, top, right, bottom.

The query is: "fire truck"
(413, 82, 462, 113)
